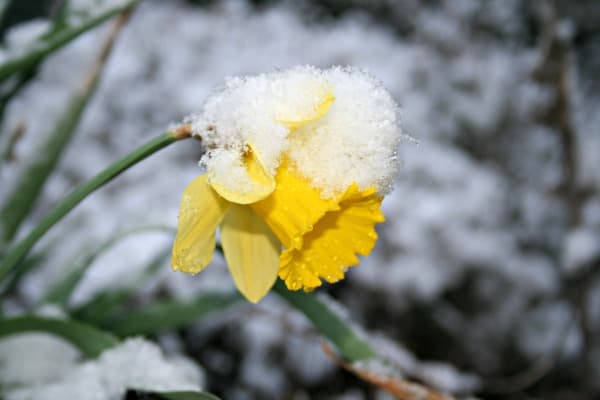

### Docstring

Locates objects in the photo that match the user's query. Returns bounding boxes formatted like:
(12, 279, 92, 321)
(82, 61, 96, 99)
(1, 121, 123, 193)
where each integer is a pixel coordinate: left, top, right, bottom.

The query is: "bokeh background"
(1, 0, 599, 399)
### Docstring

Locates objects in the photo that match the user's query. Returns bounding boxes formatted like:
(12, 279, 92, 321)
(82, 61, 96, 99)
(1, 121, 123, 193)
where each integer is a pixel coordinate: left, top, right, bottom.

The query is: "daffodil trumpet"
(172, 66, 401, 303)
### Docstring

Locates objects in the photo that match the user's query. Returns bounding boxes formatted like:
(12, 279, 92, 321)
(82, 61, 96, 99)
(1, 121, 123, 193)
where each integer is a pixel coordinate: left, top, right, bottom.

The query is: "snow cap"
(189, 65, 402, 199)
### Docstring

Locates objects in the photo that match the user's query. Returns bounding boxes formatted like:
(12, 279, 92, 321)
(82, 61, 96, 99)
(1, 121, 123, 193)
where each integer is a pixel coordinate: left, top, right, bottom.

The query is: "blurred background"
(0, 0, 599, 399)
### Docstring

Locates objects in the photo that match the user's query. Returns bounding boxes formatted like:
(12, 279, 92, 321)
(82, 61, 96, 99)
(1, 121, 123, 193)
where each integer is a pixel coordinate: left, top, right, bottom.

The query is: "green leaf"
(0, 64, 38, 126)
(0, 0, 74, 126)
(0, 129, 188, 283)
(0, 0, 138, 82)
(0, 316, 119, 357)
(273, 280, 376, 362)
(149, 391, 221, 400)
(104, 292, 242, 337)
(0, 9, 129, 247)
(71, 288, 131, 324)
(71, 244, 172, 323)
(42, 225, 173, 306)
(0, 0, 9, 21)
(0, 249, 45, 297)
(43, 0, 72, 38)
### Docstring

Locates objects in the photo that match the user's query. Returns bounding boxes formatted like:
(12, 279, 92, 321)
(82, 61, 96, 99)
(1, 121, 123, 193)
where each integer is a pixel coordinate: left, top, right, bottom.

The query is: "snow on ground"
(2, 337, 204, 400)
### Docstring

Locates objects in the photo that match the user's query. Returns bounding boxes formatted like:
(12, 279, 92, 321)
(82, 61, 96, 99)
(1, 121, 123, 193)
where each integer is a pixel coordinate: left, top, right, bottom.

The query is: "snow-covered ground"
(1, 0, 599, 398)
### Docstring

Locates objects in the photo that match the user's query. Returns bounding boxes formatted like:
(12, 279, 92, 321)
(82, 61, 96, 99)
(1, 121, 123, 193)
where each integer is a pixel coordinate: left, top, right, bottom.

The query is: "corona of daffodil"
(172, 66, 401, 303)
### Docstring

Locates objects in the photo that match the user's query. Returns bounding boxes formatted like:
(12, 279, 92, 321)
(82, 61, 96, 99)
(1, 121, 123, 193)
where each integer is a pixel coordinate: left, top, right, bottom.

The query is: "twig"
(3, 121, 26, 162)
(483, 310, 576, 393)
(529, 1, 596, 393)
(532, 0, 582, 225)
(322, 343, 458, 400)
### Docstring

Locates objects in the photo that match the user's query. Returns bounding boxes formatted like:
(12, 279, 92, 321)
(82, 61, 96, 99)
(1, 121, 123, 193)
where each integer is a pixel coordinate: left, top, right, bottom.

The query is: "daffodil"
(172, 66, 401, 303)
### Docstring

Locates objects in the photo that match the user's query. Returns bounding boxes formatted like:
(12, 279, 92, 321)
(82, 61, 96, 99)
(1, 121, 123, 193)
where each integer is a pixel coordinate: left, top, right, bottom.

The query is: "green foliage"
(0, 2, 137, 265)
(0, 316, 119, 357)
(42, 226, 173, 306)
(274, 280, 377, 362)
(0, 132, 180, 283)
(71, 244, 172, 323)
(0, 249, 46, 298)
(149, 391, 222, 400)
(0, 53, 111, 245)
(102, 292, 242, 337)
(0, 0, 138, 82)
(71, 288, 133, 324)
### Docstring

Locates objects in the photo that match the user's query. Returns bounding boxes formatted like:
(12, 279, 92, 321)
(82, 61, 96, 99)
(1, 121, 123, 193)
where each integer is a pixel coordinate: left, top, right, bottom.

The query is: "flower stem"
(273, 280, 376, 362)
(0, 127, 192, 283)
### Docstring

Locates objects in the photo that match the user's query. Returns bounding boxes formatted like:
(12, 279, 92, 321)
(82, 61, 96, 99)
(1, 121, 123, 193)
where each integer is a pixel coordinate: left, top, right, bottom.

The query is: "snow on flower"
(172, 65, 402, 303)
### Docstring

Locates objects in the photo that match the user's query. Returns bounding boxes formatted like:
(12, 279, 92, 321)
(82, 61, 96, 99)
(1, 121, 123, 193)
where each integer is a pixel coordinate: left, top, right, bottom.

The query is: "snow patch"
(5, 338, 204, 400)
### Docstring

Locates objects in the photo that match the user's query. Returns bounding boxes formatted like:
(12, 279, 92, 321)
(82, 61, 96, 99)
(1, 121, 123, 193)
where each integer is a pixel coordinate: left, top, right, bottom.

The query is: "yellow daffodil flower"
(172, 66, 401, 303)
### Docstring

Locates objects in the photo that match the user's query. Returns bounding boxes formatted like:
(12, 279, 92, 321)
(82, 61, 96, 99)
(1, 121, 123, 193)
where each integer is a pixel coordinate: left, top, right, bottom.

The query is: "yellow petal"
(277, 83, 335, 130)
(279, 184, 385, 291)
(221, 204, 281, 303)
(172, 174, 230, 274)
(209, 144, 276, 205)
(252, 162, 339, 250)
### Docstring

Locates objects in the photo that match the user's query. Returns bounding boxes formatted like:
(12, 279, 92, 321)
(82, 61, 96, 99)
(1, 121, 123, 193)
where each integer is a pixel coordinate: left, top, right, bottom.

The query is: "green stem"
(273, 280, 376, 362)
(0, 129, 190, 282)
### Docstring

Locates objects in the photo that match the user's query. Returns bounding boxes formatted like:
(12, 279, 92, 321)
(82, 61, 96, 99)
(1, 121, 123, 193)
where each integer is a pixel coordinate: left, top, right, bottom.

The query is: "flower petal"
(209, 144, 276, 205)
(172, 174, 230, 274)
(279, 185, 385, 291)
(221, 204, 281, 303)
(252, 162, 339, 250)
(276, 83, 335, 130)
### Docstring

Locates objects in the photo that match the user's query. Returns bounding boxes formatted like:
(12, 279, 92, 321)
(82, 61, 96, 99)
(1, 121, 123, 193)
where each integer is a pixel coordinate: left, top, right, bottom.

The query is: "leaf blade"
(71, 243, 172, 323)
(0, 129, 187, 284)
(273, 280, 376, 362)
(42, 225, 173, 306)
(0, 0, 139, 82)
(0, 10, 131, 246)
(0, 316, 119, 357)
(105, 292, 242, 337)
(147, 391, 221, 400)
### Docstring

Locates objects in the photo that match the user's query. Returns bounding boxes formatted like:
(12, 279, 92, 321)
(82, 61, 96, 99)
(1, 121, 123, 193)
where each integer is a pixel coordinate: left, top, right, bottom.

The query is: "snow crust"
(4, 338, 204, 400)
(191, 65, 401, 198)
